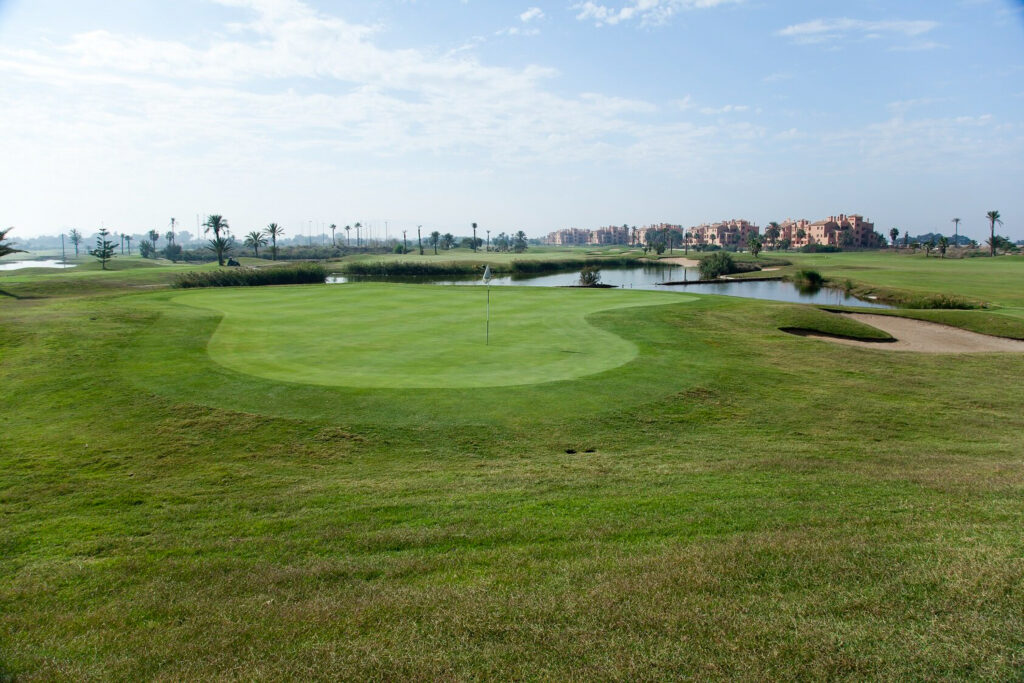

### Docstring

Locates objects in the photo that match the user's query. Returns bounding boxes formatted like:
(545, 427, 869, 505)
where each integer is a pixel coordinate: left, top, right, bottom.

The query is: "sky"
(1, 0, 1022, 242)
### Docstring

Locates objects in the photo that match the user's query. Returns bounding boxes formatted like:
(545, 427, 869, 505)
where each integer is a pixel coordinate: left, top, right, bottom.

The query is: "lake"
(328, 264, 893, 308)
(0, 259, 75, 271)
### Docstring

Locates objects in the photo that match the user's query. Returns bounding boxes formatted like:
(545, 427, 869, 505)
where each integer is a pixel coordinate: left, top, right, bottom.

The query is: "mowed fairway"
(180, 283, 688, 388)
(2, 268, 1024, 679)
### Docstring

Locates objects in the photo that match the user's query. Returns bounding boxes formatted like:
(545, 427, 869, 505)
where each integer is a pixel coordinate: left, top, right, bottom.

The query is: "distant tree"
(207, 235, 234, 265)
(778, 238, 792, 251)
(951, 217, 960, 245)
(68, 228, 83, 256)
(148, 229, 160, 250)
(163, 242, 182, 262)
(244, 230, 268, 257)
(987, 234, 1013, 254)
(418, 225, 424, 255)
(796, 228, 806, 243)
(165, 231, 176, 245)
(986, 210, 1002, 256)
(89, 228, 117, 270)
(903, 230, 909, 248)
(747, 235, 762, 258)
(0, 227, 26, 259)
(354, 222, 362, 247)
(330, 223, 337, 247)
(124, 235, 132, 255)
(890, 227, 899, 249)
(513, 230, 528, 253)
(203, 215, 230, 266)
(938, 236, 949, 258)
(923, 238, 934, 258)
(441, 233, 455, 250)
(838, 229, 854, 248)
(429, 230, 440, 254)
(765, 222, 781, 250)
(471, 223, 478, 252)
(344, 224, 351, 246)
(138, 240, 156, 258)
(264, 223, 284, 260)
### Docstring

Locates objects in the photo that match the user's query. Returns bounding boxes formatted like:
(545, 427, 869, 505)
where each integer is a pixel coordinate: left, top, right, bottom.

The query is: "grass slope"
(1, 270, 1023, 678)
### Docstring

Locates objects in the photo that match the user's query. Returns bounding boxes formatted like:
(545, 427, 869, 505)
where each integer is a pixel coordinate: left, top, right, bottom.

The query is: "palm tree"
(442, 233, 454, 250)
(148, 229, 160, 251)
(330, 223, 337, 247)
(765, 222, 781, 250)
(747, 235, 762, 258)
(986, 211, 1002, 256)
(796, 228, 806, 244)
(345, 225, 351, 246)
(245, 230, 268, 257)
(264, 223, 284, 260)
(938, 236, 949, 258)
(354, 222, 362, 248)
(890, 227, 899, 250)
(124, 235, 132, 255)
(165, 230, 176, 245)
(68, 228, 82, 256)
(429, 230, 440, 254)
(0, 227, 26, 259)
(203, 215, 230, 266)
(951, 218, 960, 247)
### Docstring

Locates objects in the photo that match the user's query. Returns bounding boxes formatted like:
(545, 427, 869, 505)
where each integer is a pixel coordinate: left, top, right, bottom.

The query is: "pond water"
(0, 259, 75, 271)
(328, 265, 893, 308)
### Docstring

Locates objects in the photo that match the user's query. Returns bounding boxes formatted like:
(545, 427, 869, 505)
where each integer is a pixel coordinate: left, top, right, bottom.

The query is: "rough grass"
(173, 262, 327, 288)
(1, 265, 1023, 678)
(339, 256, 640, 277)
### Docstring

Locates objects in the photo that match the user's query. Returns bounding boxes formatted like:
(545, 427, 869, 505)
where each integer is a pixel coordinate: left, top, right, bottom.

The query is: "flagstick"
(486, 284, 490, 345)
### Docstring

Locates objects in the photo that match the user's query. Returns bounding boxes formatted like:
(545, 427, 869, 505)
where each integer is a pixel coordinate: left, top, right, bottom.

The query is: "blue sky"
(1, 0, 1022, 241)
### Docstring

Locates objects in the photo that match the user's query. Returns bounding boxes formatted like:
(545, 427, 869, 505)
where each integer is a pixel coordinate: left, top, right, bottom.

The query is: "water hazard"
(0, 259, 75, 271)
(328, 264, 893, 308)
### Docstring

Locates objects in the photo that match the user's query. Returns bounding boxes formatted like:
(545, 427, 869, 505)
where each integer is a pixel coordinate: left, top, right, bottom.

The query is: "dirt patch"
(797, 313, 1024, 353)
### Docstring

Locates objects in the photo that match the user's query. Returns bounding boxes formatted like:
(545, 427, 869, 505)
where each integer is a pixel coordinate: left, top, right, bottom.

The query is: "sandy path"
(800, 313, 1024, 353)
(658, 257, 700, 267)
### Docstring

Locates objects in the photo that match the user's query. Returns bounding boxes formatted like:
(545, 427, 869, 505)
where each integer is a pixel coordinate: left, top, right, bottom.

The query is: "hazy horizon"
(1, 0, 1022, 242)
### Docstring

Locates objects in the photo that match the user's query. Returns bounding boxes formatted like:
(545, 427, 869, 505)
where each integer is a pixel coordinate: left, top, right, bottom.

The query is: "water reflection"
(327, 265, 892, 309)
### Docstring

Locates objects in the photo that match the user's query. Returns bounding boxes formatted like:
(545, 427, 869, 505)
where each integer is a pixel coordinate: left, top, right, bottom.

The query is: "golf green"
(175, 283, 692, 388)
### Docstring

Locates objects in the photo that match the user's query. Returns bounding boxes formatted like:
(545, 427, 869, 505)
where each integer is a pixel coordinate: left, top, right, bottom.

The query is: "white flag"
(483, 264, 492, 282)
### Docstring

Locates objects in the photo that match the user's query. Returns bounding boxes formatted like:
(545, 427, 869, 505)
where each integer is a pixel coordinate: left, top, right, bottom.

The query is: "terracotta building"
(686, 219, 760, 248)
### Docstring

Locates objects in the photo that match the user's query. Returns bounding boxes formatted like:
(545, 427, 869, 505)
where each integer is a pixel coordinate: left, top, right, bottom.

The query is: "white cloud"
(777, 18, 939, 45)
(573, 0, 741, 27)
(520, 7, 545, 22)
(700, 104, 749, 115)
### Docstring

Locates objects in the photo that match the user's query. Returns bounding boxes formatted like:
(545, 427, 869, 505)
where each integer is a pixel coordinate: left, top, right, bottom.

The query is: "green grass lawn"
(778, 250, 1024, 308)
(181, 284, 689, 388)
(2, 260, 1023, 678)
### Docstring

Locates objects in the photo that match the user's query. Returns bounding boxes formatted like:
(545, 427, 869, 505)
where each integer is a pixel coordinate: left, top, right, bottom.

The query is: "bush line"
(173, 263, 328, 288)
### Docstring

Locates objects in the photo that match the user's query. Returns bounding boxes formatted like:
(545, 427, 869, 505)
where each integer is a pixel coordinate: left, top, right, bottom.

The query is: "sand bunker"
(658, 257, 700, 267)
(799, 313, 1024, 353)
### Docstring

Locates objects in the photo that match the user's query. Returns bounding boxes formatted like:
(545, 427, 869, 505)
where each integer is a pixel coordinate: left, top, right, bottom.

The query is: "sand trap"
(659, 257, 700, 267)
(799, 313, 1024, 353)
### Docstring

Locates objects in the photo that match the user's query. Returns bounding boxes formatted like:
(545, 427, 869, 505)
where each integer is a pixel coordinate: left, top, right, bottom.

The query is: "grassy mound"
(774, 306, 894, 341)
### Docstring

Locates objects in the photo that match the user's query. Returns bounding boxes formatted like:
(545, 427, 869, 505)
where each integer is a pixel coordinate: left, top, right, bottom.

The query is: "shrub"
(173, 262, 328, 288)
(698, 252, 736, 279)
(578, 266, 601, 286)
(792, 269, 824, 286)
(800, 244, 841, 253)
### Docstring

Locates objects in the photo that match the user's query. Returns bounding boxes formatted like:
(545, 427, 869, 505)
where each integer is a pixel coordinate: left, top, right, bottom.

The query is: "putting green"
(173, 283, 691, 388)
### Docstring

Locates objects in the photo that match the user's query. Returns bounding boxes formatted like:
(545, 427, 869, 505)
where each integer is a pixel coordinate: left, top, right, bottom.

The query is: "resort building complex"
(776, 214, 880, 248)
(544, 213, 881, 249)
